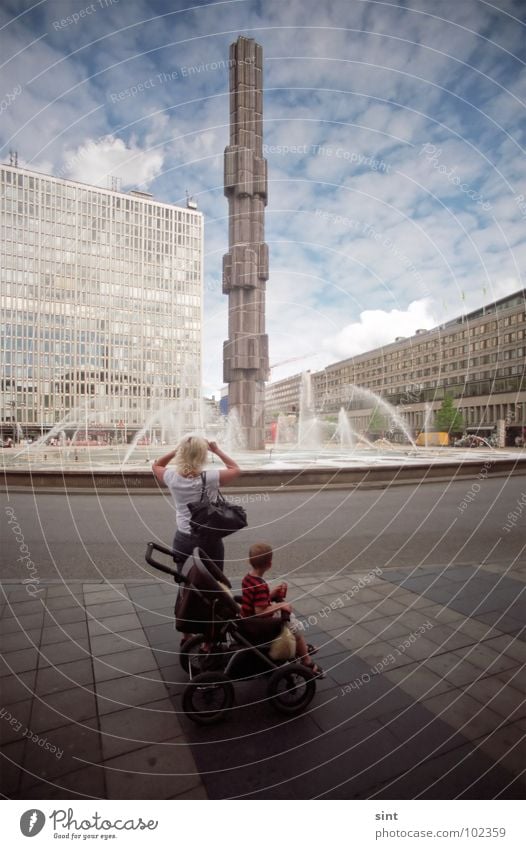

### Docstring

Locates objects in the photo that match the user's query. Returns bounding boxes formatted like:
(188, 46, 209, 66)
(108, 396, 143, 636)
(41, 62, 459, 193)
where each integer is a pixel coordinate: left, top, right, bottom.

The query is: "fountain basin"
(2, 448, 524, 492)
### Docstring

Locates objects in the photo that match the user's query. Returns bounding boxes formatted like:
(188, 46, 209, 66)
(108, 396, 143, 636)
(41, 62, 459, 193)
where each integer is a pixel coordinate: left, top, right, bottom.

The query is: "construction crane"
(268, 353, 320, 377)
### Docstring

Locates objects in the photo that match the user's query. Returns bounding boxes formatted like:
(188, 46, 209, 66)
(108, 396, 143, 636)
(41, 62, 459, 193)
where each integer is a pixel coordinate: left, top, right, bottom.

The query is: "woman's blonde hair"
(174, 435, 208, 476)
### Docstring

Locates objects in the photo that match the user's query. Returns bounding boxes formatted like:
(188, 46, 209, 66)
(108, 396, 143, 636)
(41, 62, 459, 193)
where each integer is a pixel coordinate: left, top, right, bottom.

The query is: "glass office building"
(0, 164, 203, 441)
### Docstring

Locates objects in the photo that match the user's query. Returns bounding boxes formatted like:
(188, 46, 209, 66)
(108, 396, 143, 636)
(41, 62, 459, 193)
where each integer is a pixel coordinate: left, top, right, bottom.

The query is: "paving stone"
(0, 699, 32, 744)
(22, 765, 106, 799)
(85, 601, 136, 619)
(0, 648, 40, 676)
(90, 629, 149, 657)
(2, 600, 45, 618)
(46, 584, 85, 599)
(44, 595, 87, 612)
(396, 636, 444, 663)
(452, 617, 500, 641)
(0, 612, 44, 636)
(495, 667, 526, 692)
(102, 739, 199, 799)
(481, 635, 526, 664)
(35, 659, 94, 696)
(99, 698, 183, 759)
(355, 640, 417, 670)
(424, 653, 489, 688)
(84, 590, 131, 607)
(454, 643, 520, 675)
(323, 624, 373, 651)
(421, 691, 504, 741)
(364, 740, 520, 799)
(466, 677, 525, 721)
(41, 620, 89, 645)
(31, 687, 97, 734)
(378, 699, 467, 756)
(0, 629, 40, 653)
(361, 617, 412, 641)
(20, 718, 103, 789)
(423, 625, 476, 652)
(96, 670, 168, 715)
(38, 638, 90, 668)
(0, 669, 36, 706)
(87, 613, 143, 637)
(477, 722, 526, 778)
(0, 740, 25, 797)
(43, 606, 87, 626)
(1, 587, 39, 604)
(83, 582, 112, 593)
(134, 609, 174, 628)
(433, 606, 468, 624)
(143, 622, 178, 646)
(170, 783, 207, 799)
(309, 611, 356, 631)
(92, 648, 159, 683)
(312, 678, 413, 732)
(382, 664, 453, 699)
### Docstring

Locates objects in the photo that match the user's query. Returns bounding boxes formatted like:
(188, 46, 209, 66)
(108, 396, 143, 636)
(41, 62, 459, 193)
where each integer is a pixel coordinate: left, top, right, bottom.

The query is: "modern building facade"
(223, 36, 269, 450)
(0, 163, 203, 441)
(266, 290, 526, 444)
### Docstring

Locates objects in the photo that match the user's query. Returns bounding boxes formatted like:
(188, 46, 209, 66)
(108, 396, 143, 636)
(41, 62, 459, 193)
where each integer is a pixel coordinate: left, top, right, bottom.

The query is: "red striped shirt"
(241, 573, 270, 618)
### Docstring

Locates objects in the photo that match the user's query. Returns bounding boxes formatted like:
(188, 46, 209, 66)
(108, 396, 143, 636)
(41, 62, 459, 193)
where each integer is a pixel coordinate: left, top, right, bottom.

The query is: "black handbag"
(188, 473, 248, 538)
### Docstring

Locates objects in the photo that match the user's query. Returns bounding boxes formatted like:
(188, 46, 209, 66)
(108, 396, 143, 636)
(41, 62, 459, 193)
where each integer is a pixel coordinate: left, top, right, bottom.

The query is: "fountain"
(297, 372, 323, 449)
(423, 402, 434, 448)
(334, 407, 375, 449)
(4, 378, 519, 479)
(346, 384, 416, 446)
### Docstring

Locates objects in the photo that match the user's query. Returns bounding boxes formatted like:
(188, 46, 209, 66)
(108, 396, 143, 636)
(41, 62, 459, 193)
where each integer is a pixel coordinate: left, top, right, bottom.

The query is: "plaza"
(1, 477, 524, 798)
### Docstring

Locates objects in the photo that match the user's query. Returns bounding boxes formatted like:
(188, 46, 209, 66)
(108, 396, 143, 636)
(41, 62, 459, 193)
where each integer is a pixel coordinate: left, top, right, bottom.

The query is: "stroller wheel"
(180, 635, 229, 677)
(267, 664, 316, 716)
(183, 672, 235, 725)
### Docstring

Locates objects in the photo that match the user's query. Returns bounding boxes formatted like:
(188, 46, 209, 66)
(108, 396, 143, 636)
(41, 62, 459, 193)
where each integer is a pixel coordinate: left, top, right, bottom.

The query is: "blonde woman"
(152, 437, 241, 572)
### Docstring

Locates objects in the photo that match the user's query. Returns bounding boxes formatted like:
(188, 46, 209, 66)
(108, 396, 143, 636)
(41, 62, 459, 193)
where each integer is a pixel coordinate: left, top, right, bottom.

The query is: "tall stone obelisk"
(223, 36, 269, 450)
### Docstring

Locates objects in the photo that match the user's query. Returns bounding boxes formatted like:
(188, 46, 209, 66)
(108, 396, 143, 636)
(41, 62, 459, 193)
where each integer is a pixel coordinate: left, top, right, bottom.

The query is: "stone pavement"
(1, 560, 525, 799)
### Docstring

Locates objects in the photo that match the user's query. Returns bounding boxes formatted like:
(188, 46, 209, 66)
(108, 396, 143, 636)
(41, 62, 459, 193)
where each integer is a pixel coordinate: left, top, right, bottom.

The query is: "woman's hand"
(207, 441, 219, 454)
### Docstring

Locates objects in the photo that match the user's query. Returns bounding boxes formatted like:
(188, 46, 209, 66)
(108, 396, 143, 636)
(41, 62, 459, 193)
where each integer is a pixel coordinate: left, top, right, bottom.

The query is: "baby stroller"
(145, 541, 318, 724)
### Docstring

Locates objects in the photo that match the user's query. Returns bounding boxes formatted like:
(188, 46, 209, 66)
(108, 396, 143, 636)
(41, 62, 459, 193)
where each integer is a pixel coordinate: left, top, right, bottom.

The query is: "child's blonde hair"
(249, 542, 273, 570)
(175, 435, 208, 476)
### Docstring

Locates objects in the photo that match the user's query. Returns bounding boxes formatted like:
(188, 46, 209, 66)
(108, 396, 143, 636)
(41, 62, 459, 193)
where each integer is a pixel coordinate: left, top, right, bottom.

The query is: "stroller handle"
(145, 542, 188, 584)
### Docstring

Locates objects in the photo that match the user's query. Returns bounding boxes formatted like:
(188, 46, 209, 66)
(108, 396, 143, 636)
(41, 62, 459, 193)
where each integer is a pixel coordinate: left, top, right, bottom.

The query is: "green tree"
(434, 394, 464, 433)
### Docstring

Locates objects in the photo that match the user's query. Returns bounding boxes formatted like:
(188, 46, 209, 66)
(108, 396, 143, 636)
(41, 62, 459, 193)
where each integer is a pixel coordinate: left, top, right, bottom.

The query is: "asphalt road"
(2, 474, 525, 583)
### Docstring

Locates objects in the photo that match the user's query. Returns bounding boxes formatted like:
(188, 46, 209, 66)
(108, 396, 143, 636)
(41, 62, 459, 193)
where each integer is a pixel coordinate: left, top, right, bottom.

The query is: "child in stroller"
(145, 541, 319, 724)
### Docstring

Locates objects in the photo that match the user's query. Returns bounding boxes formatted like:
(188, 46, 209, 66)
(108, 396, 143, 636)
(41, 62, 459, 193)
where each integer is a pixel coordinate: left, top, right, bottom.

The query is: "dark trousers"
(172, 530, 225, 573)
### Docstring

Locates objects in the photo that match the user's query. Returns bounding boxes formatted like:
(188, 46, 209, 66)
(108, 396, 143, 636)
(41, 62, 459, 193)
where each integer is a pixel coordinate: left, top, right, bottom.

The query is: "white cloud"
(323, 298, 436, 360)
(63, 135, 163, 188)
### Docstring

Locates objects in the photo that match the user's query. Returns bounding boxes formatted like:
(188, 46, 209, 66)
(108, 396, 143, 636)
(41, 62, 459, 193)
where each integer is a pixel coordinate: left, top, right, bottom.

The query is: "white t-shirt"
(163, 468, 221, 534)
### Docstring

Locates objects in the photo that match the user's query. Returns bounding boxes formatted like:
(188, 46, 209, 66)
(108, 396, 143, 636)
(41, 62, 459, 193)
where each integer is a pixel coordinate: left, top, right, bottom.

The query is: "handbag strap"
(199, 472, 206, 501)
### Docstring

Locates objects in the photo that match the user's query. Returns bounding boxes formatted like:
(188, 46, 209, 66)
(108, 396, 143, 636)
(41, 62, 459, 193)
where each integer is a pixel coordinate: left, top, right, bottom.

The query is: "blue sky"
(1, 0, 525, 394)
